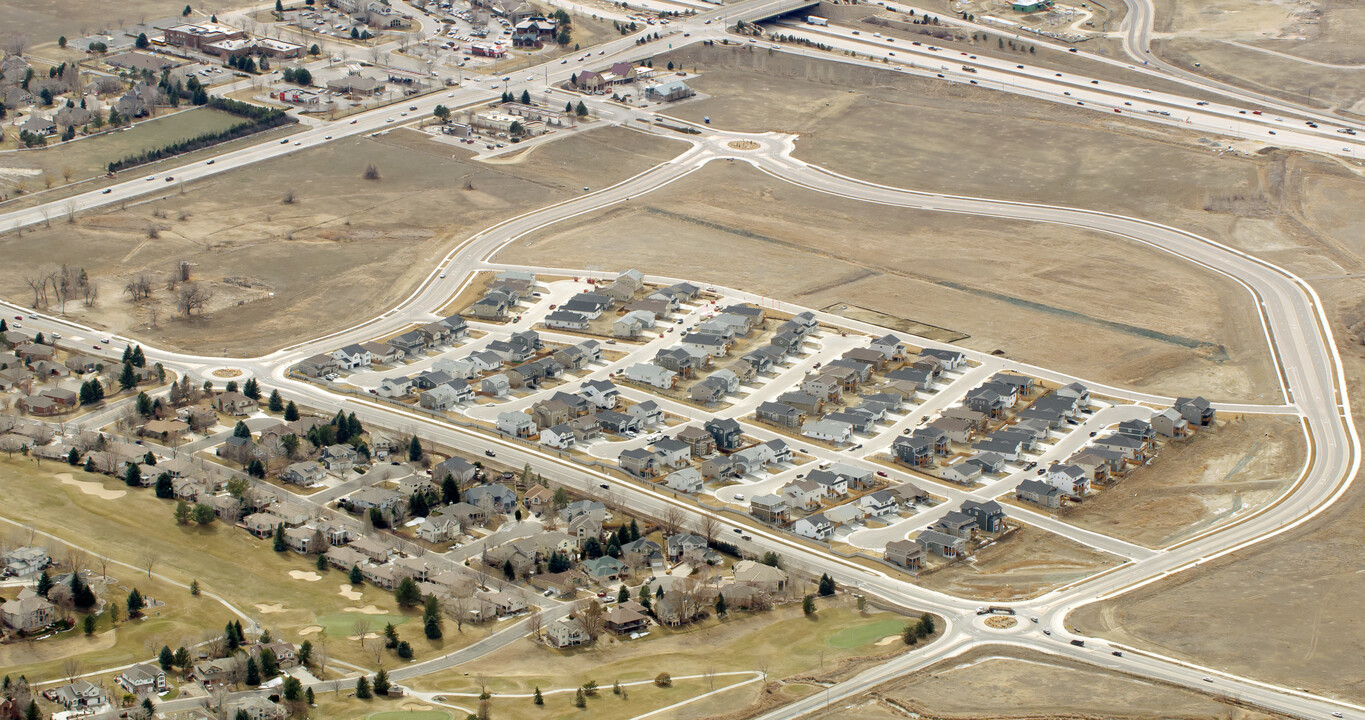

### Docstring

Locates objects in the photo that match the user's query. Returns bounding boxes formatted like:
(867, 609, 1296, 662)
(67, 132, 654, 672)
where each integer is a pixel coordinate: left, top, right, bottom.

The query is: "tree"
(174, 502, 192, 524)
(818, 574, 836, 597)
(233, 421, 251, 438)
(243, 378, 260, 400)
(83, 614, 97, 635)
(533, 687, 543, 705)
(397, 639, 413, 659)
(354, 676, 371, 699)
(282, 676, 302, 703)
(24, 701, 39, 720)
(136, 32, 150, 49)
(309, 43, 321, 56)
(441, 474, 459, 504)
(306, 687, 315, 706)
(284, 401, 299, 421)
(408, 435, 423, 461)
(373, 668, 390, 696)
(159, 645, 175, 671)
(183, 4, 192, 14)
(576, 101, 588, 117)
(369, 507, 387, 529)
(174, 646, 191, 670)
(268, 389, 284, 412)
(423, 595, 443, 639)
(574, 688, 586, 708)
(119, 361, 138, 390)
(762, 551, 781, 568)
(902, 622, 920, 645)
(349, 564, 364, 585)
(136, 391, 154, 417)
(273, 523, 287, 552)
(58, 35, 67, 48)
(124, 462, 142, 487)
(395, 576, 421, 607)
(193, 503, 215, 524)
(638, 584, 651, 611)
(275, 0, 283, 10)
(715, 593, 727, 615)
(434, 104, 450, 121)
(802, 595, 816, 616)
(260, 647, 279, 677)
(127, 588, 145, 616)
(919, 612, 935, 636)
(316, 554, 327, 572)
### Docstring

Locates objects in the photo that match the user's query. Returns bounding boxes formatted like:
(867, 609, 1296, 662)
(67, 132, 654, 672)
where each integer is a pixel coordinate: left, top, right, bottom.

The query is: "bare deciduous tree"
(660, 506, 686, 538)
(61, 165, 75, 183)
(142, 550, 158, 579)
(124, 273, 154, 302)
(697, 514, 719, 545)
(176, 282, 212, 317)
(282, 189, 295, 204)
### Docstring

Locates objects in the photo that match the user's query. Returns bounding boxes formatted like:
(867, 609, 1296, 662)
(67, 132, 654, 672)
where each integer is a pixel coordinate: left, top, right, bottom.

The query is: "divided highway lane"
(767, 22, 1365, 156)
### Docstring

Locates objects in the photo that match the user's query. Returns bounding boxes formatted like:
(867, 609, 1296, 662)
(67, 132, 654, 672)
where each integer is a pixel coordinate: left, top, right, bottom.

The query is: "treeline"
(106, 97, 294, 173)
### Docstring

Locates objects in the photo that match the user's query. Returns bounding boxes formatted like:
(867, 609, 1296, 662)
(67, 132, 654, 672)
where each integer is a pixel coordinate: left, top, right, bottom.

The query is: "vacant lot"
(0, 125, 681, 356)
(1060, 414, 1305, 548)
(497, 161, 1277, 402)
(812, 645, 1280, 719)
(916, 524, 1123, 600)
(0, 0, 206, 49)
(0, 456, 482, 675)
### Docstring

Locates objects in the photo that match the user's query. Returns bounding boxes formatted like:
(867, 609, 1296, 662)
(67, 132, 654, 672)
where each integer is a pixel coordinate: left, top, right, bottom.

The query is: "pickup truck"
(961, 65, 977, 73)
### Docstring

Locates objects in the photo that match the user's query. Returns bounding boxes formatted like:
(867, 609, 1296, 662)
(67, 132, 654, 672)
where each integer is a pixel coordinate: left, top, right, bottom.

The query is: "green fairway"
(826, 619, 905, 649)
(317, 613, 411, 638)
(367, 712, 451, 720)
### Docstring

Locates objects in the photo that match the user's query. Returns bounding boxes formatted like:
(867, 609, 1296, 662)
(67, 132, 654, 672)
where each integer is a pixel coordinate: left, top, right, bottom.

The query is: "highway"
(1, 1, 1362, 718)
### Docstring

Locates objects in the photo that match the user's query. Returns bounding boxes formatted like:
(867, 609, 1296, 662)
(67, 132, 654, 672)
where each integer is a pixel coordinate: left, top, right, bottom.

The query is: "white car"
(439, 272, 446, 278)
(733, 493, 745, 501)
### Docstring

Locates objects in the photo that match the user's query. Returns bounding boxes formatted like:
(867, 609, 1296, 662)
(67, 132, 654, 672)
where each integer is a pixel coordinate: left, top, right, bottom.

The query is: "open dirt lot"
(0, 0, 223, 49)
(0, 125, 681, 356)
(916, 524, 1123, 600)
(1144, 0, 1365, 109)
(496, 160, 1278, 402)
(811, 646, 1281, 720)
(1059, 414, 1305, 548)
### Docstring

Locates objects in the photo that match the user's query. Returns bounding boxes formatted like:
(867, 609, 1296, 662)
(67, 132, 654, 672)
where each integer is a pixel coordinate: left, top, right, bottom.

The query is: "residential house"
(802, 419, 852, 445)
(892, 435, 933, 467)
(604, 605, 650, 635)
(332, 344, 371, 370)
(934, 511, 978, 539)
(665, 533, 707, 562)
(465, 483, 518, 513)
(624, 363, 677, 389)
(676, 425, 716, 457)
(579, 379, 621, 410)
(580, 556, 627, 584)
(776, 392, 824, 417)
(539, 423, 576, 450)
(1, 587, 55, 633)
(792, 513, 834, 540)
(966, 452, 1007, 474)
(627, 399, 664, 426)
(916, 529, 966, 558)
(619, 448, 660, 477)
(756, 401, 805, 428)
(1016, 478, 1062, 508)
(884, 539, 923, 570)
(961, 499, 1005, 533)
(227, 696, 286, 720)
(1151, 408, 1189, 438)
(1045, 463, 1090, 499)
(781, 479, 823, 511)
(281, 461, 325, 486)
(749, 494, 790, 524)
(3, 546, 49, 577)
(117, 664, 168, 696)
(705, 418, 743, 451)
(1175, 396, 1216, 426)
(481, 374, 511, 397)
(651, 438, 692, 469)
(212, 392, 257, 415)
(939, 462, 982, 486)
(545, 617, 591, 648)
(860, 490, 899, 518)
(496, 410, 537, 438)
(52, 681, 105, 711)
(732, 560, 789, 593)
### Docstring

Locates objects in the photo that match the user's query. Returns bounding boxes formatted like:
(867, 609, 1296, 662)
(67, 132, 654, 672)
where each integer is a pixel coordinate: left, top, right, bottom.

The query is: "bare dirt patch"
(811, 645, 1279, 719)
(1058, 414, 1305, 548)
(915, 524, 1122, 600)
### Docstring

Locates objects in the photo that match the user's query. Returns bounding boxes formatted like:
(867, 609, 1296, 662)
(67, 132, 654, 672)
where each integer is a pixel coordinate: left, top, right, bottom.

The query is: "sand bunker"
(343, 605, 388, 615)
(298, 626, 323, 636)
(289, 571, 321, 582)
(875, 635, 902, 646)
(339, 584, 363, 600)
(255, 603, 287, 614)
(56, 473, 126, 500)
(348, 632, 381, 641)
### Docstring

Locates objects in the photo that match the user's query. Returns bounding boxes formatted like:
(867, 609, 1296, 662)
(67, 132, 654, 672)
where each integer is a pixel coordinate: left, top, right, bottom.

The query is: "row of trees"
(106, 98, 292, 173)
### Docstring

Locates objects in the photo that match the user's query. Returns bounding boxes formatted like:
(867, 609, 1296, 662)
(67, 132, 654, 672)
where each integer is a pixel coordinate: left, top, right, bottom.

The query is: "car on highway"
(733, 528, 742, 534)
(400, 112, 408, 116)
(439, 272, 446, 278)
(294, 141, 302, 145)
(281, 139, 289, 144)
(165, 176, 174, 181)
(484, 450, 496, 457)
(1112, 650, 1122, 656)
(207, 159, 215, 164)
(146, 176, 155, 181)
(351, 119, 358, 124)
(325, 135, 332, 139)
(1043, 629, 1051, 635)
(1202, 677, 1213, 683)
(102, 188, 112, 194)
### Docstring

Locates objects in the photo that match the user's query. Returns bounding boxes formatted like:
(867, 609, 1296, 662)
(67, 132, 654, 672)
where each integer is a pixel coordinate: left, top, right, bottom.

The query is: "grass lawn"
(826, 619, 906, 649)
(409, 599, 919, 696)
(0, 456, 479, 675)
(0, 572, 234, 682)
(317, 613, 411, 638)
(1, 107, 249, 186)
(367, 712, 452, 720)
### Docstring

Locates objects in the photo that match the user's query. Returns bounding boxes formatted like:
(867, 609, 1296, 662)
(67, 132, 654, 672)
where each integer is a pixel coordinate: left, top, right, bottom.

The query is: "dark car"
(484, 450, 496, 457)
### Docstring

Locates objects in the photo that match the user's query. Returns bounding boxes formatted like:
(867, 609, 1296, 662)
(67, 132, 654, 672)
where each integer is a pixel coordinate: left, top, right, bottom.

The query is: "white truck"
(806, 16, 828, 25)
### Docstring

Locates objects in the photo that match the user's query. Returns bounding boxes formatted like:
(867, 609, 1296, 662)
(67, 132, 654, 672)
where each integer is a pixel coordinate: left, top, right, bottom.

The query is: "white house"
(1045, 463, 1089, 499)
(665, 467, 704, 494)
(859, 490, 898, 518)
(802, 419, 852, 445)
(792, 513, 834, 540)
(624, 363, 677, 389)
(540, 423, 576, 450)
(496, 411, 537, 437)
